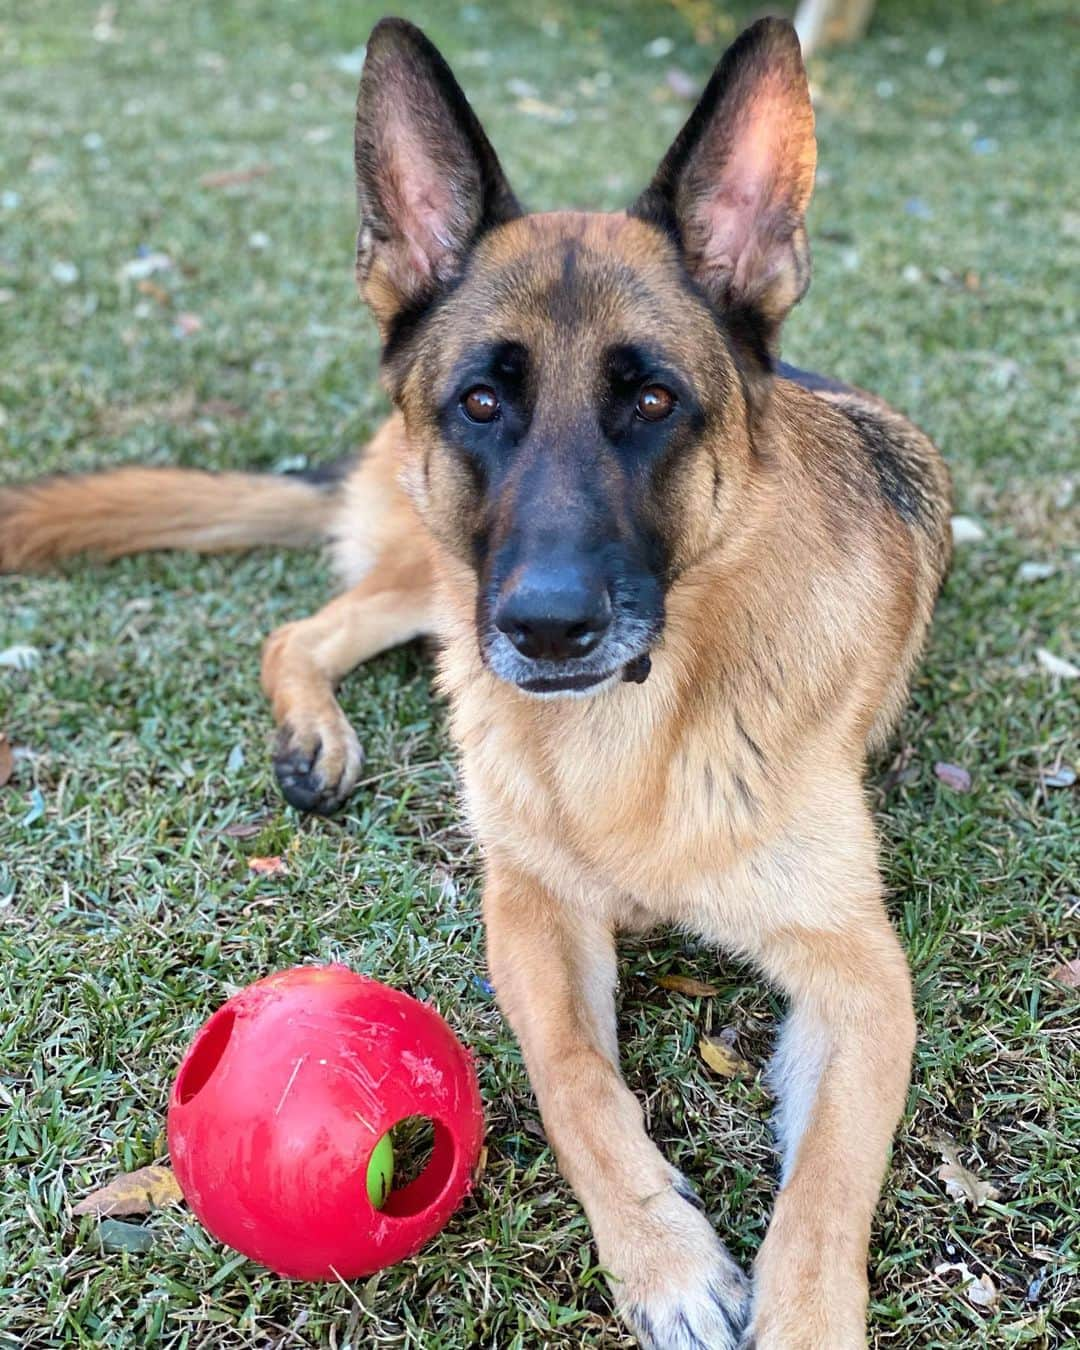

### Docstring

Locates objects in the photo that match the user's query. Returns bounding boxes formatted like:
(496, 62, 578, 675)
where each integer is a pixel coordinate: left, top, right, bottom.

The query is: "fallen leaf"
(0, 733, 13, 788)
(699, 1035, 755, 1079)
(1036, 647, 1080, 680)
(950, 515, 986, 544)
(933, 1260, 999, 1310)
(936, 1143, 999, 1209)
(248, 855, 287, 877)
(136, 278, 170, 306)
(73, 1165, 182, 1217)
(0, 644, 41, 670)
(1049, 959, 1080, 988)
(118, 251, 173, 282)
(199, 163, 271, 189)
(1017, 561, 1056, 582)
(98, 1218, 156, 1254)
(934, 761, 972, 793)
(967, 1272, 999, 1309)
(654, 974, 720, 997)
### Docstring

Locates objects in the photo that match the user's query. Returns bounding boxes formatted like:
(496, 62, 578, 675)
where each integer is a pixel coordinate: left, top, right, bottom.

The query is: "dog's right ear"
(354, 18, 521, 337)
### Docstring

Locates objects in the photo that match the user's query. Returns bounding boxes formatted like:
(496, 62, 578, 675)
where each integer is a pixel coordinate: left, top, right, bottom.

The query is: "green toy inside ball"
(366, 1132, 394, 1209)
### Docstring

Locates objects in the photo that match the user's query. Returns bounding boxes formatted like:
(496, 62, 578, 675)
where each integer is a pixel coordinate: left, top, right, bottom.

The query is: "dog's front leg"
(749, 904, 916, 1349)
(261, 560, 432, 814)
(484, 861, 750, 1350)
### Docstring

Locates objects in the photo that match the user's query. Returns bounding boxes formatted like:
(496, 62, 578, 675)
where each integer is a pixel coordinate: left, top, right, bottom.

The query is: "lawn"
(0, 0, 1076, 1346)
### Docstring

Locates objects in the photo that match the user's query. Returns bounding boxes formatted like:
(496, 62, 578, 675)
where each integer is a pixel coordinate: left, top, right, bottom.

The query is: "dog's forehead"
(443, 211, 697, 355)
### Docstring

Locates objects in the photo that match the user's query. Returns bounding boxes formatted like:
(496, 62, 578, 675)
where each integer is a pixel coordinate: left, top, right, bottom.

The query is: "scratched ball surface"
(167, 966, 484, 1280)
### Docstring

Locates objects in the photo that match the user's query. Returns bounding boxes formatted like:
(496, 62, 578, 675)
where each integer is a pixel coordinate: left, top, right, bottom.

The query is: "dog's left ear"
(631, 18, 815, 352)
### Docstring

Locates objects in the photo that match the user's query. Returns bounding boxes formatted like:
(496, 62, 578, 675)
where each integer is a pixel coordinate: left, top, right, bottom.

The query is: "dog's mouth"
(510, 652, 654, 698)
(516, 668, 617, 695)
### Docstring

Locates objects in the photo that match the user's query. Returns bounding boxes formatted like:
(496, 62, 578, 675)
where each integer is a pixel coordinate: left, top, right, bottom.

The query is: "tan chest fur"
(435, 512, 907, 947)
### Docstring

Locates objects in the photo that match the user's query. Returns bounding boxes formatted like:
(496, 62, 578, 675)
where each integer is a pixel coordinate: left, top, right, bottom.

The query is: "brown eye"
(636, 384, 676, 421)
(462, 385, 500, 423)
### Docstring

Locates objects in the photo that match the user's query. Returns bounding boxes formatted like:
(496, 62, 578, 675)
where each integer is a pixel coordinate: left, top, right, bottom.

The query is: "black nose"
(494, 565, 613, 662)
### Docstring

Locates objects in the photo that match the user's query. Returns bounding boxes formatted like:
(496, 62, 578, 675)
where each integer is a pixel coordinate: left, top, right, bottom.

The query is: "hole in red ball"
(176, 1008, 235, 1104)
(379, 1115, 456, 1219)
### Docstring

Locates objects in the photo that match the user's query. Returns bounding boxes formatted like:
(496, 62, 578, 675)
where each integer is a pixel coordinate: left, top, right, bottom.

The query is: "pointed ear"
(630, 18, 816, 350)
(354, 18, 521, 335)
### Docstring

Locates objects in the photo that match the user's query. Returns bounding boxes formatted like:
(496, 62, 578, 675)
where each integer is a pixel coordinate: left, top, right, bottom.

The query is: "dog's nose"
(495, 565, 613, 662)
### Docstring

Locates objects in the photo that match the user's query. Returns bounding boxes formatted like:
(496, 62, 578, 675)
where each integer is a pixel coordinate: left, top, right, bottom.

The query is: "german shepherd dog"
(1, 17, 952, 1347)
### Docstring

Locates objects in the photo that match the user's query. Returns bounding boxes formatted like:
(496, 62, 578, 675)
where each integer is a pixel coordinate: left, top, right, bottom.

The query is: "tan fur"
(0, 467, 333, 570)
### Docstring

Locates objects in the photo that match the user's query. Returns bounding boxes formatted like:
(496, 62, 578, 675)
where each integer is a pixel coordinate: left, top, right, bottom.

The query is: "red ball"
(167, 965, 484, 1280)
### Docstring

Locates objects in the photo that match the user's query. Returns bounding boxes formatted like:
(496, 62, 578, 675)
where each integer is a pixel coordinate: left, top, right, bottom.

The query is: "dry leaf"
(950, 515, 986, 544)
(967, 1271, 999, 1309)
(0, 733, 13, 788)
(1049, 959, 1080, 988)
(699, 1035, 755, 1079)
(1036, 647, 1080, 680)
(199, 163, 271, 189)
(118, 251, 172, 282)
(0, 644, 40, 669)
(934, 1261, 999, 1311)
(73, 1165, 182, 1217)
(248, 855, 287, 877)
(654, 974, 720, 997)
(136, 278, 170, 306)
(934, 761, 972, 793)
(936, 1143, 999, 1208)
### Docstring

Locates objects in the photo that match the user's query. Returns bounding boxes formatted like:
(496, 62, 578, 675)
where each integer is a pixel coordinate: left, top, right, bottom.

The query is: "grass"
(0, 0, 1076, 1345)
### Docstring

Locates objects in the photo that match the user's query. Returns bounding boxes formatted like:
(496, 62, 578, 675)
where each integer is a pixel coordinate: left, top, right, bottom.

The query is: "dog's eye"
(635, 384, 676, 421)
(462, 385, 500, 423)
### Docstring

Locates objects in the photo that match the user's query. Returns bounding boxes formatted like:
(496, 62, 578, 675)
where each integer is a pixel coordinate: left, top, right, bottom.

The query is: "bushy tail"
(0, 467, 339, 571)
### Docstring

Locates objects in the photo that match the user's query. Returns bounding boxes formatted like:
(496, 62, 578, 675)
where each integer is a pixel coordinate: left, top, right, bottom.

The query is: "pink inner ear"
(383, 115, 459, 283)
(689, 70, 815, 301)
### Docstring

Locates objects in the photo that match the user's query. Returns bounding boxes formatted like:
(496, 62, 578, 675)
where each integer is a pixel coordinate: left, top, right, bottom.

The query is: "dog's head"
(354, 17, 816, 696)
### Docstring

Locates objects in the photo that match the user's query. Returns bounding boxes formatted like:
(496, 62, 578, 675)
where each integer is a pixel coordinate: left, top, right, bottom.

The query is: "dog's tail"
(0, 465, 344, 571)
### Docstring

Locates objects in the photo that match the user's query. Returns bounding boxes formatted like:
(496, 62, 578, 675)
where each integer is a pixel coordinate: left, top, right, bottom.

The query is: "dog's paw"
(272, 710, 363, 815)
(612, 1179, 751, 1350)
(624, 1261, 751, 1350)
